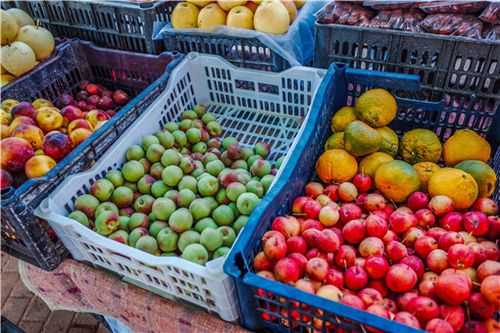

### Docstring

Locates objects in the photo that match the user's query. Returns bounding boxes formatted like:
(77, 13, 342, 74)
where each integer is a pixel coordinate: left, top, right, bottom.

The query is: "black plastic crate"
(2, 0, 176, 54)
(1, 39, 181, 270)
(314, 24, 500, 141)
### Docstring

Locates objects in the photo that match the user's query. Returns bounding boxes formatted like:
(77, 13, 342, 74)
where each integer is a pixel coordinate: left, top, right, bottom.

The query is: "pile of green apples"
(67, 105, 282, 265)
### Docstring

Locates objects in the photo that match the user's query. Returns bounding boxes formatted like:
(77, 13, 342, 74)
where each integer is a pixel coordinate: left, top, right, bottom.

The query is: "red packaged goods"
(420, 14, 484, 38)
(484, 25, 500, 40)
(479, 3, 500, 25)
(364, 0, 421, 10)
(417, 1, 488, 14)
(317, 2, 375, 25)
(362, 8, 425, 32)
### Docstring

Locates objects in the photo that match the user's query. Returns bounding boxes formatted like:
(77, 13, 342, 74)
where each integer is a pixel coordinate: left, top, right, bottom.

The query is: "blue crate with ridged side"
(224, 64, 499, 333)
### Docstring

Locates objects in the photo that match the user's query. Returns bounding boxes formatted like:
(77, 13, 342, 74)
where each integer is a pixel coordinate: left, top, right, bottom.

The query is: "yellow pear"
(187, 0, 215, 6)
(171, 2, 200, 29)
(254, 0, 290, 34)
(227, 6, 254, 29)
(1, 9, 19, 45)
(294, 0, 305, 8)
(281, 0, 297, 22)
(198, 3, 227, 29)
(217, 0, 247, 11)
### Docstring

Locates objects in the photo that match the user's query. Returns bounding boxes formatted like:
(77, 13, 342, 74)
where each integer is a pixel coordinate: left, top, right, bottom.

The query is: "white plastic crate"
(36, 53, 325, 321)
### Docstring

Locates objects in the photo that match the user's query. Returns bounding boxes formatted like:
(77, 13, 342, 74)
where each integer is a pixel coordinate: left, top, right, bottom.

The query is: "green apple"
(157, 227, 178, 252)
(164, 122, 179, 133)
(135, 235, 158, 255)
(186, 127, 201, 144)
(250, 159, 271, 177)
(137, 175, 155, 194)
(218, 226, 236, 247)
(95, 202, 119, 218)
(192, 142, 207, 154)
(162, 165, 183, 187)
(206, 121, 222, 137)
(231, 160, 248, 170)
(246, 180, 264, 197)
(247, 155, 262, 168)
(161, 149, 180, 166)
(122, 160, 145, 182)
(105, 170, 124, 187)
(189, 198, 211, 220)
(240, 147, 254, 161)
(152, 197, 176, 221)
(177, 188, 196, 208)
(146, 143, 165, 163)
(202, 152, 219, 164)
(193, 104, 206, 117)
(216, 188, 230, 204)
(150, 162, 164, 179)
(236, 192, 260, 215)
(201, 112, 216, 125)
(233, 215, 248, 234)
(149, 221, 168, 238)
(254, 142, 270, 158)
(164, 189, 178, 201)
(133, 194, 155, 214)
(200, 228, 223, 251)
(275, 156, 285, 169)
(118, 216, 130, 230)
(222, 137, 238, 150)
(109, 230, 128, 244)
(128, 227, 148, 247)
(182, 110, 198, 120)
(204, 197, 218, 210)
(178, 176, 197, 193)
(178, 230, 201, 252)
(142, 135, 160, 150)
(168, 208, 193, 233)
(212, 205, 234, 226)
(95, 211, 120, 236)
(75, 194, 100, 218)
(128, 212, 149, 229)
(182, 243, 208, 265)
(197, 174, 219, 197)
(206, 159, 224, 176)
(126, 144, 145, 161)
(151, 181, 169, 198)
(68, 210, 89, 227)
(194, 218, 218, 233)
(179, 119, 192, 131)
(260, 174, 275, 193)
(111, 186, 134, 208)
(123, 181, 137, 192)
(173, 130, 187, 147)
(156, 130, 175, 148)
(226, 182, 246, 202)
(213, 246, 230, 259)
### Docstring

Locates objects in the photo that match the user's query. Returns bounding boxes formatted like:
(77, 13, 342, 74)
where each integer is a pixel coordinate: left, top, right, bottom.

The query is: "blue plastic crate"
(1, 39, 182, 270)
(224, 64, 499, 333)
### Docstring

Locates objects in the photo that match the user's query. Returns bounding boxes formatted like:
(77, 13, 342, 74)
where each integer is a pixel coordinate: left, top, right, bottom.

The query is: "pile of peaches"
(0, 81, 129, 190)
(253, 175, 499, 332)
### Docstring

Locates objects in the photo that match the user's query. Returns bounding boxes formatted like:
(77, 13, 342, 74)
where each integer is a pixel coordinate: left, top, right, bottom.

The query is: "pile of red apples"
(253, 174, 499, 333)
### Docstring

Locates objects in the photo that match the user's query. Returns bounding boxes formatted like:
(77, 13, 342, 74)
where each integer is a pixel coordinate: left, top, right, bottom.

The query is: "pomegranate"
(407, 296, 440, 323)
(344, 266, 368, 291)
(426, 249, 448, 273)
(463, 211, 489, 236)
(407, 191, 429, 211)
(428, 195, 454, 216)
(385, 263, 417, 293)
(365, 214, 388, 238)
(425, 318, 454, 333)
(435, 273, 471, 305)
(364, 255, 389, 279)
(358, 237, 385, 257)
(415, 208, 436, 228)
(447, 243, 475, 269)
(439, 212, 463, 231)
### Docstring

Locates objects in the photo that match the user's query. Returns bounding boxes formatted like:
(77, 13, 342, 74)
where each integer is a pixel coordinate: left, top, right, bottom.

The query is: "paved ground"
(1, 253, 109, 333)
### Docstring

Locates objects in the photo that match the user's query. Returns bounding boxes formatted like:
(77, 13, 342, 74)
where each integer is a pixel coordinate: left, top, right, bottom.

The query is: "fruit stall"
(0, 1, 499, 333)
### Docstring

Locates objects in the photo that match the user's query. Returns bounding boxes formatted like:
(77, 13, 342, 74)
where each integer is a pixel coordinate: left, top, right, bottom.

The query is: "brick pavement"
(1, 253, 109, 333)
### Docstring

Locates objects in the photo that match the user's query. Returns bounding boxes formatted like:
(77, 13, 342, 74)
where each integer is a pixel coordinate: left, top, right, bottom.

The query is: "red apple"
(342, 219, 366, 244)
(294, 278, 315, 294)
(389, 210, 417, 234)
(358, 288, 383, 308)
(323, 184, 338, 201)
(303, 200, 321, 219)
(325, 268, 344, 288)
(318, 229, 340, 253)
(300, 219, 324, 233)
(367, 279, 388, 297)
(426, 249, 448, 273)
(263, 235, 287, 260)
(272, 216, 300, 238)
(415, 208, 436, 228)
(448, 243, 475, 269)
(435, 272, 471, 305)
(303, 228, 322, 248)
(461, 321, 488, 333)
(382, 230, 399, 244)
(292, 196, 308, 214)
(469, 292, 495, 320)
(439, 305, 464, 332)
(439, 212, 463, 231)
(353, 173, 373, 193)
(385, 263, 417, 293)
(359, 237, 384, 257)
(112, 89, 129, 105)
(364, 255, 389, 279)
(86, 83, 101, 95)
(341, 294, 365, 310)
(335, 244, 356, 269)
(469, 242, 488, 266)
(407, 296, 440, 324)
(339, 203, 363, 223)
(288, 253, 307, 275)
(480, 275, 500, 307)
(480, 240, 499, 261)
(407, 191, 429, 211)
(345, 266, 368, 291)
(254, 251, 274, 271)
(305, 181, 323, 199)
(262, 230, 285, 243)
(306, 257, 328, 281)
(97, 96, 114, 110)
(472, 198, 498, 215)
(386, 240, 408, 263)
(438, 231, 464, 251)
(394, 312, 420, 329)
(60, 105, 85, 122)
(274, 257, 301, 283)
(428, 195, 454, 216)
(365, 214, 388, 238)
(425, 318, 454, 333)
(397, 291, 418, 311)
(338, 182, 358, 202)
(401, 255, 425, 279)
(402, 227, 425, 248)
(463, 211, 489, 236)
(286, 236, 307, 254)
(487, 215, 500, 240)
(426, 227, 447, 241)
(477, 260, 500, 282)
(364, 193, 386, 212)
(418, 279, 436, 298)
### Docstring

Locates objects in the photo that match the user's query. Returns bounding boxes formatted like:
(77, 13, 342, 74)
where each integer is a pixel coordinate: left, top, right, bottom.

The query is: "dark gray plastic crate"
(314, 24, 500, 142)
(2, 0, 176, 54)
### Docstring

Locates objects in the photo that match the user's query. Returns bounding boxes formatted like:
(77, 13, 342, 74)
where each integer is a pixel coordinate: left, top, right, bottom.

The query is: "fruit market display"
(0, 81, 130, 189)
(67, 105, 282, 265)
(317, 1, 500, 40)
(171, 0, 305, 34)
(252, 88, 499, 331)
(1, 8, 56, 85)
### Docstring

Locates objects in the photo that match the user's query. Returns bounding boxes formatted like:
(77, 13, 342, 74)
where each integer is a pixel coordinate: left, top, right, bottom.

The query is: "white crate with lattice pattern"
(36, 53, 326, 321)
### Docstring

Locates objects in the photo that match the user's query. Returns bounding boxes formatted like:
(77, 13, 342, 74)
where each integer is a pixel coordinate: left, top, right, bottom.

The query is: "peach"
(36, 107, 63, 132)
(11, 124, 44, 149)
(67, 119, 93, 134)
(70, 128, 92, 146)
(9, 115, 35, 132)
(0, 137, 35, 172)
(61, 105, 85, 122)
(1, 124, 11, 139)
(86, 109, 109, 127)
(0, 108, 12, 125)
(42, 132, 72, 161)
(25, 155, 56, 178)
(11, 102, 37, 120)
(32, 98, 53, 110)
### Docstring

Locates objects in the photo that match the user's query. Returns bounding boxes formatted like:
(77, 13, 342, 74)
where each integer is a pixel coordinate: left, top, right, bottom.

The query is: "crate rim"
(314, 22, 500, 46)
(1, 39, 184, 207)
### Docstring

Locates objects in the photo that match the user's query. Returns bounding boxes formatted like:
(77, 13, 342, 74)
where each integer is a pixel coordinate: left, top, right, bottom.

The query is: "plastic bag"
(484, 25, 500, 40)
(362, 8, 425, 32)
(154, 1, 326, 67)
(316, 2, 375, 25)
(417, 1, 488, 14)
(420, 14, 484, 38)
(479, 3, 500, 25)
